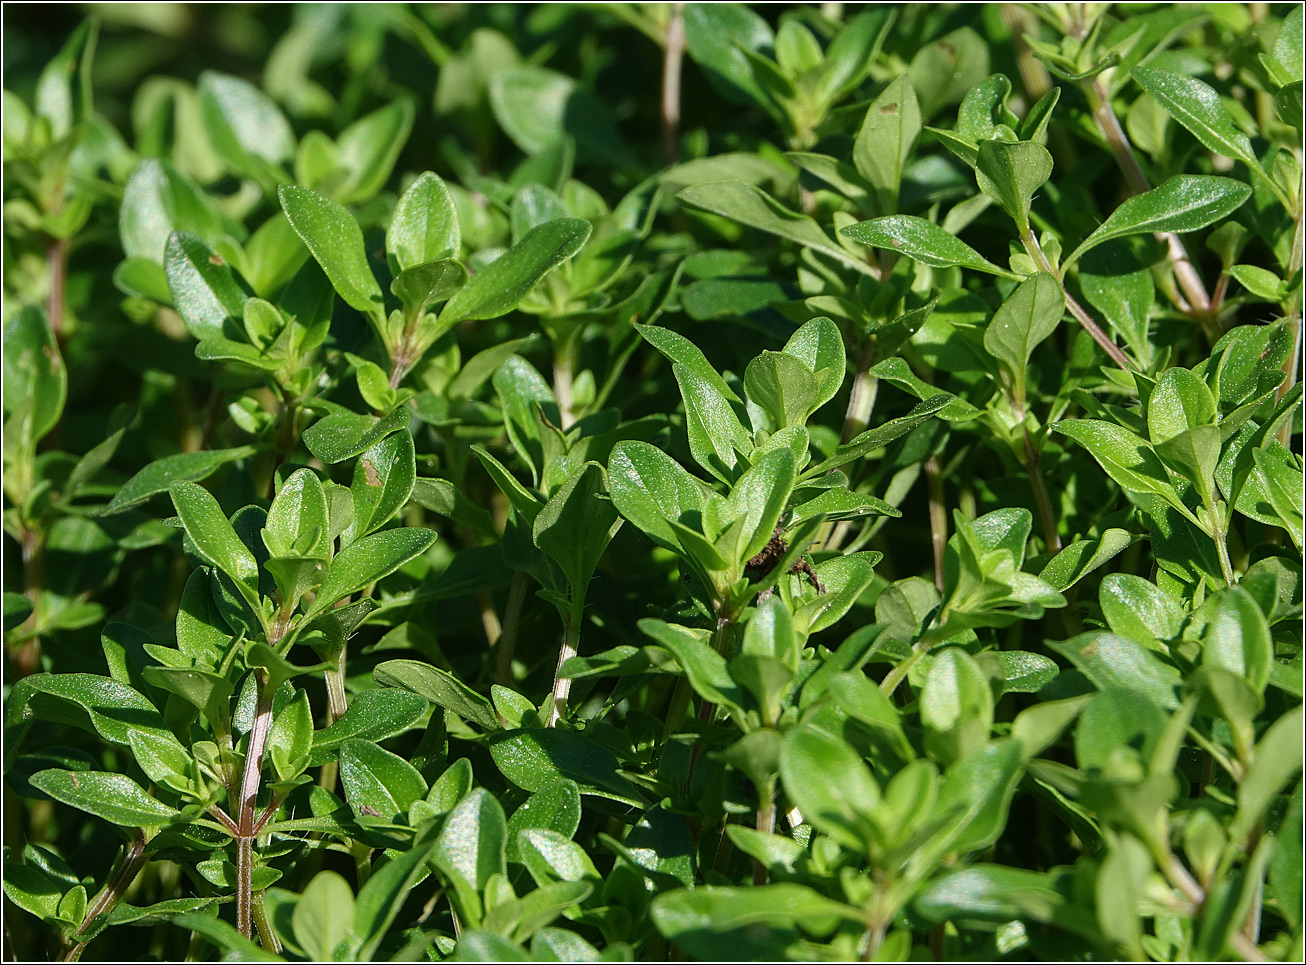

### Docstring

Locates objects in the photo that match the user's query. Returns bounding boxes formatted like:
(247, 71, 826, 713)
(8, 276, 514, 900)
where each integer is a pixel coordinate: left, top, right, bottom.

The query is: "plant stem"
(1162, 852, 1270, 962)
(59, 830, 148, 961)
(546, 596, 585, 727)
(661, 2, 686, 166)
(14, 525, 45, 678)
(554, 341, 577, 430)
(1022, 225, 1136, 370)
(753, 783, 776, 886)
(1083, 78, 1212, 319)
(840, 364, 878, 444)
(47, 238, 67, 347)
(496, 571, 530, 686)
(251, 893, 280, 954)
(235, 670, 274, 939)
(881, 632, 934, 697)
(324, 642, 348, 725)
(924, 455, 947, 592)
(1021, 423, 1062, 553)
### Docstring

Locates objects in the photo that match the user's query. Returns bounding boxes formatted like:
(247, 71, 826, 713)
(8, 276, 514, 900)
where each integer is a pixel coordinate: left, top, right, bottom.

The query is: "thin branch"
(1084, 78, 1212, 318)
(661, 3, 686, 166)
(924, 455, 947, 592)
(1022, 423, 1062, 553)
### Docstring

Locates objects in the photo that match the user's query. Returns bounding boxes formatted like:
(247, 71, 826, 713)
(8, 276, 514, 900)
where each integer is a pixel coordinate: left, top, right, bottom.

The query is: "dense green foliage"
(3, 3, 1303, 961)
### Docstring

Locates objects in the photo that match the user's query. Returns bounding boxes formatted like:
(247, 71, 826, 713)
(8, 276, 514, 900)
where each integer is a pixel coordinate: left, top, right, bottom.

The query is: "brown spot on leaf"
(880, 103, 899, 115)
(362, 459, 382, 487)
(358, 804, 382, 817)
(208, 254, 224, 266)
(69, 771, 80, 789)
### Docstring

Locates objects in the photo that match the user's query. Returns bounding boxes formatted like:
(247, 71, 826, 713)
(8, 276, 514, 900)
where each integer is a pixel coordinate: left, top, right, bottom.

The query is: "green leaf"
(267, 690, 312, 780)
(333, 99, 415, 205)
(3, 305, 66, 444)
(651, 884, 857, 961)
(390, 260, 467, 318)
(390, 172, 460, 270)
(341, 429, 416, 545)
(172, 914, 281, 962)
(506, 780, 582, 862)
(722, 446, 797, 564)
(198, 70, 293, 184)
(164, 232, 248, 342)
(533, 463, 620, 594)
(302, 404, 409, 466)
(983, 272, 1064, 404)
(782, 315, 846, 413)
(636, 323, 741, 405)
(309, 689, 429, 764)
(682, 3, 775, 108)
(30, 770, 179, 827)
(280, 184, 383, 319)
(488, 728, 645, 806)
(679, 180, 874, 276)
(372, 659, 497, 731)
(675, 363, 752, 483)
(1253, 444, 1304, 548)
(349, 839, 438, 960)
(1075, 688, 1167, 771)
(1050, 632, 1183, 708)
(744, 351, 821, 429)
(779, 723, 878, 851)
(638, 619, 743, 711)
(307, 527, 436, 618)
(853, 76, 922, 214)
(803, 395, 951, 477)
(170, 481, 259, 593)
(339, 740, 427, 822)
(1099, 573, 1184, 646)
(439, 219, 591, 325)
(840, 215, 1009, 274)
(101, 447, 255, 516)
(1132, 67, 1263, 172)
(607, 440, 710, 558)
(119, 158, 238, 264)
(1054, 420, 1184, 508)
(975, 140, 1054, 227)
(1231, 704, 1303, 840)
(1067, 175, 1252, 266)
(292, 871, 355, 963)
(265, 468, 330, 559)
(1038, 528, 1133, 591)
(1202, 587, 1273, 693)
(921, 648, 995, 765)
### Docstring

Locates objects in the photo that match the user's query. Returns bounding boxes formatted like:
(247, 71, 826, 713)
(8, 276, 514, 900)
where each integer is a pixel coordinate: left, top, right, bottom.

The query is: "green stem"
(1021, 225, 1136, 371)
(251, 892, 280, 954)
(880, 630, 938, 697)
(1021, 422, 1062, 553)
(924, 455, 947, 592)
(324, 642, 348, 725)
(546, 596, 586, 727)
(753, 781, 776, 886)
(496, 571, 530, 686)
(59, 830, 149, 962)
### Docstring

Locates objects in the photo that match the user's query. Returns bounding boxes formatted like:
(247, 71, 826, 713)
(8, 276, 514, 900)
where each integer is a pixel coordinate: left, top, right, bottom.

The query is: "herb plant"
(3, 3, 1302, 962)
